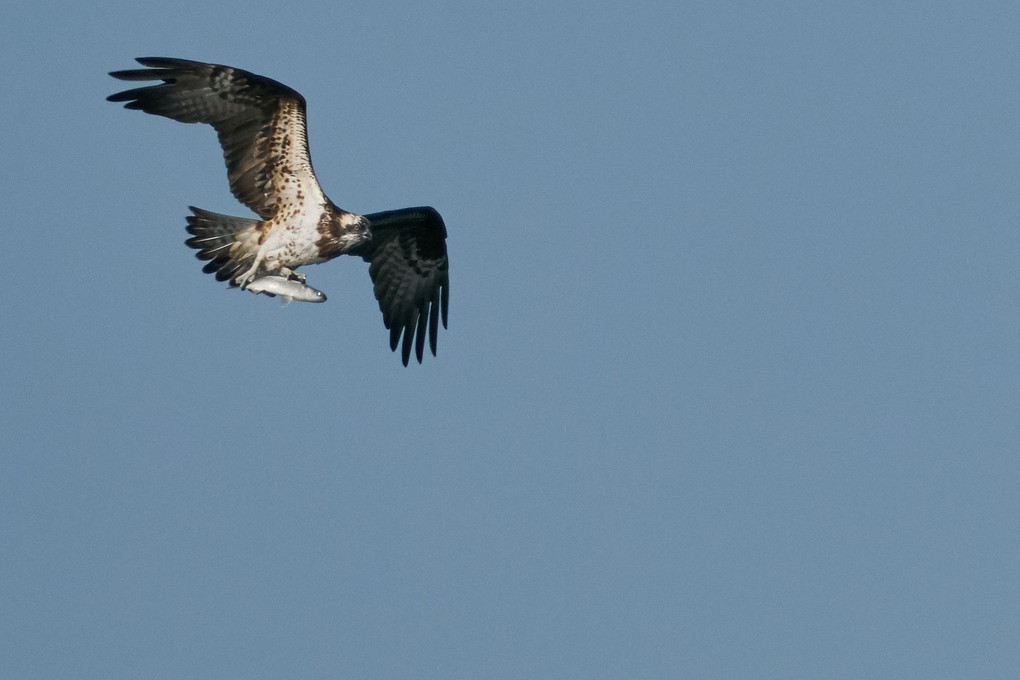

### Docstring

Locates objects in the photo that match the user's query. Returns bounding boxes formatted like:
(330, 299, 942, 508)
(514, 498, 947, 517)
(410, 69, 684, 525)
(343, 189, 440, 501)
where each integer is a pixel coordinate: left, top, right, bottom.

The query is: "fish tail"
(184, 206, 261, 285)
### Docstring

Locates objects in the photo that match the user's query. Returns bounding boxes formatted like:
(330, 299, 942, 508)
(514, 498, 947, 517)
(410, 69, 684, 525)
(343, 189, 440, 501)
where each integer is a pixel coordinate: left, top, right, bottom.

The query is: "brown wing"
(108, 57, 324, 219)
(353, 207, 450, 365)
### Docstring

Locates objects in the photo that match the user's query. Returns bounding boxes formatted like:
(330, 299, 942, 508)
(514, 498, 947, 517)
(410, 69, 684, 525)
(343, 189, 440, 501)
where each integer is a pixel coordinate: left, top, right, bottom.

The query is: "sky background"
(3, 1, 1020, 678)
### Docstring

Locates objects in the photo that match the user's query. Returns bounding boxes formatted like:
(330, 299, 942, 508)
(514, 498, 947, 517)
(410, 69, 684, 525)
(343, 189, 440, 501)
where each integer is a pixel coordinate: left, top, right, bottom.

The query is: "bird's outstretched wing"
(354, 207, 450, 365)
(107, 57, 324, 219)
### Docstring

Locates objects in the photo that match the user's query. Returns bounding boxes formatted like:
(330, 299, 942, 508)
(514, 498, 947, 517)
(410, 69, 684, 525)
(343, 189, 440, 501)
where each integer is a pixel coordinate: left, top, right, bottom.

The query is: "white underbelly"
(261, 214, 326, 270)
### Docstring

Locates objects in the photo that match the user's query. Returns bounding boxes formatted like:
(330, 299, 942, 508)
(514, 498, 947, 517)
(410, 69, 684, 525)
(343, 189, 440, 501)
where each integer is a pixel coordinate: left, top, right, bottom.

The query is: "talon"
(280, 267, 306, 283)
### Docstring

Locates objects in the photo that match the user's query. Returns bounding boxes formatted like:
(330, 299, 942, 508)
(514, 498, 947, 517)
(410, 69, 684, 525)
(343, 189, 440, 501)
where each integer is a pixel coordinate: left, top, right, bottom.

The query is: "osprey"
(108, 57, 449, 365)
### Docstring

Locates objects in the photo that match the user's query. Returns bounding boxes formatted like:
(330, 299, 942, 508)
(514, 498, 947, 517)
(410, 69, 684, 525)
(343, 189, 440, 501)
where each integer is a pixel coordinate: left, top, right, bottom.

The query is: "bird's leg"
(234, 253, 265, 290)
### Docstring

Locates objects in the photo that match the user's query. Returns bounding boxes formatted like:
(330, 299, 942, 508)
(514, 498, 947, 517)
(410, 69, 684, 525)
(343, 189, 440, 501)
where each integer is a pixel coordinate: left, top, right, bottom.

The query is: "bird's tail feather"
(184, 206, 261, 284)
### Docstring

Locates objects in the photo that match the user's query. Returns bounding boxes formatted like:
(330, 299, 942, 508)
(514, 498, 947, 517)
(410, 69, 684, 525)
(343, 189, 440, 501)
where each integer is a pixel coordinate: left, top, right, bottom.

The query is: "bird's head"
(334, 212, 373, 250)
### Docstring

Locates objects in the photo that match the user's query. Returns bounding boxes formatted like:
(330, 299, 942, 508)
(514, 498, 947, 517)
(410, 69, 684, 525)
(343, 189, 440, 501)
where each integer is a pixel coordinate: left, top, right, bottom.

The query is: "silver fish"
(244, 275, 327, 304)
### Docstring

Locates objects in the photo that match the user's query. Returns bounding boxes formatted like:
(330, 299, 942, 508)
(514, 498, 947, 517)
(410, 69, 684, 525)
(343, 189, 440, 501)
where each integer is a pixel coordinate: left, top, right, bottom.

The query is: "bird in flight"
(108, 57, 449, 365)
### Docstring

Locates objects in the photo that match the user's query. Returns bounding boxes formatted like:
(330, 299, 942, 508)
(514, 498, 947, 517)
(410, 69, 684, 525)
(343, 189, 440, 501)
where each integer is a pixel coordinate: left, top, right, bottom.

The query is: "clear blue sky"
(3, 1, 1020, 677)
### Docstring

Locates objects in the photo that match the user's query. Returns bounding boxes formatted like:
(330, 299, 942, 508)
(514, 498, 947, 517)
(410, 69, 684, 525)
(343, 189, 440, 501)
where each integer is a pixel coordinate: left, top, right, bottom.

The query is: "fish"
(244, 275, 327, 304)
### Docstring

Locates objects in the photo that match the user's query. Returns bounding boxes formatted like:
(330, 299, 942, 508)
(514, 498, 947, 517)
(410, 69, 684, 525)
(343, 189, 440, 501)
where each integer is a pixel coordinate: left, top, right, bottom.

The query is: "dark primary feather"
(354, 207, 450, 366)
(107, 57, 318, 219)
